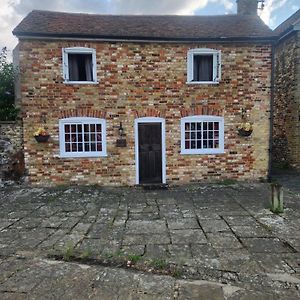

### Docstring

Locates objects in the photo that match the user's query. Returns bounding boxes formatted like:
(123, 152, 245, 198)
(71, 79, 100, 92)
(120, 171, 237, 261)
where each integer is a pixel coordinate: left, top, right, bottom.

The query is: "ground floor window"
(181, 115, 224, 154)
(59, 117, 106, 158)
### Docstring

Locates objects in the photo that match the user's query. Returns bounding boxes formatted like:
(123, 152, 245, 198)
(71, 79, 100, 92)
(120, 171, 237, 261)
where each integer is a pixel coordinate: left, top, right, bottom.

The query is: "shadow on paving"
(0, 181, 300, 299)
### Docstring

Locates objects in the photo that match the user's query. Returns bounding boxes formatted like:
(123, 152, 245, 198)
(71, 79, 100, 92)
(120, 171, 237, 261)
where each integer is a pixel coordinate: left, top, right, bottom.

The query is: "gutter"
(13, 32, 277, 44)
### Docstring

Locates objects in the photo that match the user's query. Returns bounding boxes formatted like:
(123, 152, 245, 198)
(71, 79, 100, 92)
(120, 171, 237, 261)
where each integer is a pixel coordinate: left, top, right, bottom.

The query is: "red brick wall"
(18, 40, 272, 185)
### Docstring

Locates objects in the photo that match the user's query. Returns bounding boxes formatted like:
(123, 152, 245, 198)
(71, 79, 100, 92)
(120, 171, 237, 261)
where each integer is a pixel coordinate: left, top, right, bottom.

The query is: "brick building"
(273, 9, 300, 169)
(13, 0, 275, 186)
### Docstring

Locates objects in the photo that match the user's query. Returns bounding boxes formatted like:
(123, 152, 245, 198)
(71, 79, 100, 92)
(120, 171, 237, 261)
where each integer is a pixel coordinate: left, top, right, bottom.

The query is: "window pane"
(208, 122, 213, 130)
(84, 134, 89, 142)
(96, 124, 101, 132)
(78, 124, 82, 132)
(65, 143, 71, 152)
(84, 143, 90, 151)
(97, 143, 102, 151)
(191, 132, 196, 139)
(78, 143, 83, 152)
(97, 133, 102, 142)
(203, 122, 207, 130)
(185, 123, 190, 130)
(72, 143, 77, 152)
(193, 55, 213, 82)
(209, 131, 213, 139)
(91, 133, 96, 141)
(191, 123, 196, 130)
(65, 134, 70, 142)
(197, 132, 202, 139)
(91, 143, 96, 151)
(214, 122, 219, 130)
(197, 141, 202, 149)
(71, 134, 77, 142)
(185, 141, 190, 149)
(90, 124, 95, 132)
(191, 141, 196, 149)
(71, 125, 76, 133)
(68, 53, 93, 82)
(65, 125, 70, 133)
(208, 140, 213, 148)
(84, 124, 89, 132)
(196, 123, 201, 130)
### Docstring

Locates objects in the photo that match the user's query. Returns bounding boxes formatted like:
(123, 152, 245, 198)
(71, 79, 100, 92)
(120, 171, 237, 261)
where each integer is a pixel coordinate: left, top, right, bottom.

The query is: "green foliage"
(149, 258, 168, 269)
(63, 242, 74, 261)
(128, 254, 142, 263)
(0, 47, 19, 121)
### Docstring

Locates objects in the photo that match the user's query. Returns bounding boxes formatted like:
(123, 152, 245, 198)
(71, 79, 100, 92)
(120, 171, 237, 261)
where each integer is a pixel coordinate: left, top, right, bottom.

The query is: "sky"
(0, 0, 299, 57)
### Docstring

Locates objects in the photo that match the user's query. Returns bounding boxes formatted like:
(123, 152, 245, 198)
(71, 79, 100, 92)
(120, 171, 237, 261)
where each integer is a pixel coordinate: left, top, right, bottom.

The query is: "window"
(187, 48, 221, 84)
(62, 47, 97, 83)
(181, 115, 224, 154)
(59, 117, 106, 158)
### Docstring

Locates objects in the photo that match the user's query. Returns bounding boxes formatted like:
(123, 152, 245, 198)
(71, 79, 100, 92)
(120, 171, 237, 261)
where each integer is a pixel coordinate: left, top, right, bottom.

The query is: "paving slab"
(0, 180, 300, 298)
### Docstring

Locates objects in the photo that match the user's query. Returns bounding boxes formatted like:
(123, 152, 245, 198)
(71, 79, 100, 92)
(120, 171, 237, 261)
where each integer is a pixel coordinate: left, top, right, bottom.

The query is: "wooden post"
(271, 183, 284, 213)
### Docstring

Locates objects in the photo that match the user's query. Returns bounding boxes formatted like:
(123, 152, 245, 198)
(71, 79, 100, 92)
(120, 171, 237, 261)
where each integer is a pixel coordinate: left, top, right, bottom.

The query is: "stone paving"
(0, 181, 300, 299)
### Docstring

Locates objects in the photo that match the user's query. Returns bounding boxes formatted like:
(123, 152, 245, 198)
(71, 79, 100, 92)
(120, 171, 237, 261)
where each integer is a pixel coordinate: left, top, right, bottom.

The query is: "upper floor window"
(181, 115, 224, 154)
(187, 48, 221, 84)
(59, 117, 106, 158)
(62, 47, 97, 84)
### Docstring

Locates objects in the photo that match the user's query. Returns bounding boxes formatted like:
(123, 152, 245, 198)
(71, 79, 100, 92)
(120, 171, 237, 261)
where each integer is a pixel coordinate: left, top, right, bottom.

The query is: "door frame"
(134, 117, 166, 185)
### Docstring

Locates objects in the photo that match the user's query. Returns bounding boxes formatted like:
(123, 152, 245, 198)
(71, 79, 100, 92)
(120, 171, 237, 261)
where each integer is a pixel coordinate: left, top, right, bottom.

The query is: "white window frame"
(187, 48, 221, 84)
(62, 47, 98, 84)
(59, 117, 107, 158)
(181, 115, 225, 155)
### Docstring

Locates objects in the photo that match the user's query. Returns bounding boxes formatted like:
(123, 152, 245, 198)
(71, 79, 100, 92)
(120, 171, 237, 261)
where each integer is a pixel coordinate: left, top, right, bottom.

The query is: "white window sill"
(59, 152, 107, 158)
(186, 81, 220, 85)
(181, 149, 225, 155)
(63, 81, 99, 85)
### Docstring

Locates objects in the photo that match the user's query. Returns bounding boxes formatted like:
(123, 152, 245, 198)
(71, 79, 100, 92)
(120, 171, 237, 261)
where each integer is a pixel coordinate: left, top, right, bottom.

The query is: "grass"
(63, 242, 74, 261)
(149, 259, 168, 270)
(128, 254, 143, 264)
(80, 247, 93, 259)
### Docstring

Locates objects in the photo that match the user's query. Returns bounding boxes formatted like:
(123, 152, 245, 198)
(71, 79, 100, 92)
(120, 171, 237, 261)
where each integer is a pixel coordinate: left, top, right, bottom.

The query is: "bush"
(0, 47, 19, 121)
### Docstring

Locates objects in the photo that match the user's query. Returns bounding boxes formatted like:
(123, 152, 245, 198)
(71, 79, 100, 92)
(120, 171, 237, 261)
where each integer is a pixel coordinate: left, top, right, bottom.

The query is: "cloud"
(0, 0, 211, 53)
(259, 0, 288, 28)
(211, 0, 234, 13)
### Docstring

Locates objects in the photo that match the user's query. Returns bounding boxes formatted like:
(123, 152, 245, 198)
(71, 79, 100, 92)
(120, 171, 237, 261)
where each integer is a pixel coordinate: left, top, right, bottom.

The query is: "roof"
(274, 9, 300, 37)
(13, 10, 275, 42)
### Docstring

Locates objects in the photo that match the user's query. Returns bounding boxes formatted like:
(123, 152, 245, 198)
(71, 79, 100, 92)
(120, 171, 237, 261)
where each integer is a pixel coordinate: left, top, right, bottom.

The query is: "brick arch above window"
(133, 108, 166, 118)
(180, 105, 222, 118)
(59, 109, 106, 119)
